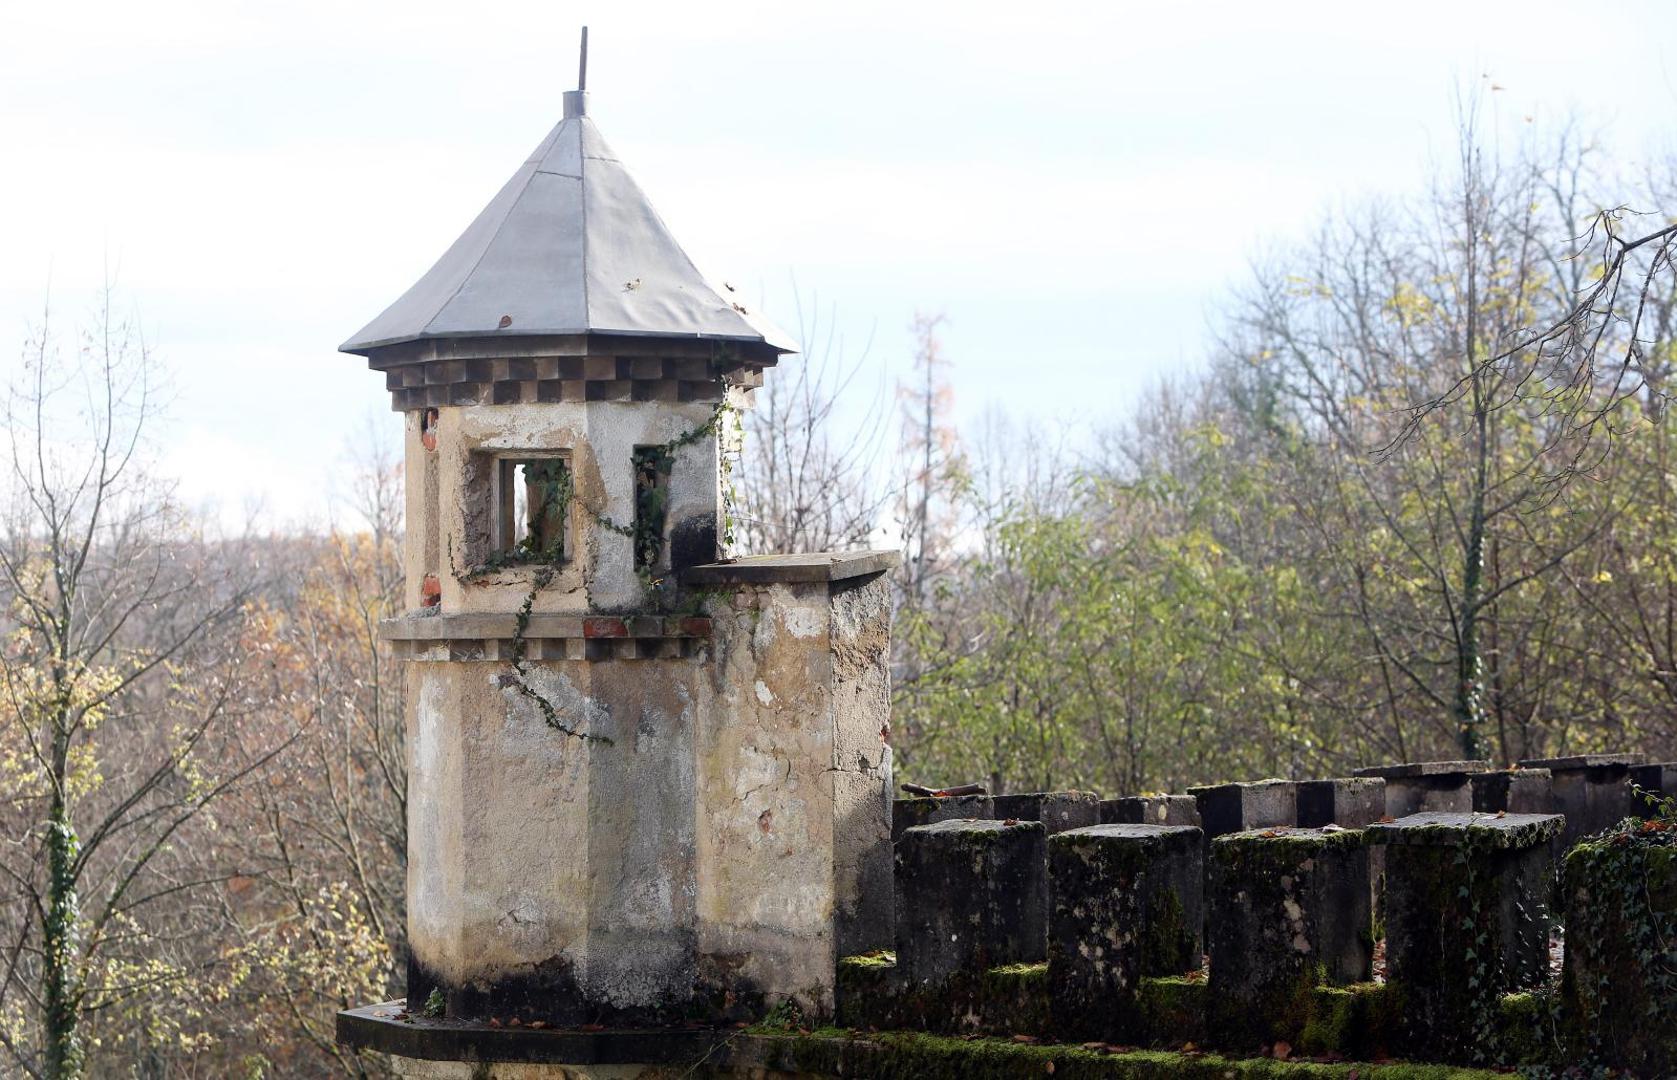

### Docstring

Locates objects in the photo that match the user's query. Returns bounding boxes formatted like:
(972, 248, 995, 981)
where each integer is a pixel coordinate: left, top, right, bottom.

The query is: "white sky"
(2, 1, 1674, 527)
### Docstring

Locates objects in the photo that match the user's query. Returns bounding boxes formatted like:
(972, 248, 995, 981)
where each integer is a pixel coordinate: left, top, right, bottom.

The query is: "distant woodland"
(2, 119, 1674, 1076)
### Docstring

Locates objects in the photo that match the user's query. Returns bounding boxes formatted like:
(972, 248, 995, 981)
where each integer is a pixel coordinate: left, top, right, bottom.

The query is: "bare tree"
(893, 313, 966, 608)
(736, 295, 891, 555)
(0, 291, 292, 1078)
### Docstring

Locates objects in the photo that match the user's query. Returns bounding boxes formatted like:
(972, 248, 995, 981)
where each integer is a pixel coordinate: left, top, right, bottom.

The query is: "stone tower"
(340, 78, 896, 1047)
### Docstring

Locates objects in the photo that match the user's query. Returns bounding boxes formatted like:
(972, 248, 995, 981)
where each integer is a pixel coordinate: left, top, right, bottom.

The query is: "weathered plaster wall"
(693, 575, 892, 1014)
(406, 656, 695, 1021)
(414, 399, 725, 616)
(402, 572, 892, 1024)
(827, 578, 894, 957)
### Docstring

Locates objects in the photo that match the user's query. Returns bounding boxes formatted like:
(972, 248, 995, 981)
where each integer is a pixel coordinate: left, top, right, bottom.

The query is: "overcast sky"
(2, 2, 1674, 527)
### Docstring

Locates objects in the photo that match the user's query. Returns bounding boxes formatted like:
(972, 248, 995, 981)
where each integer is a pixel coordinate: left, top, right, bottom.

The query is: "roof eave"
(341, 327, 797, 360)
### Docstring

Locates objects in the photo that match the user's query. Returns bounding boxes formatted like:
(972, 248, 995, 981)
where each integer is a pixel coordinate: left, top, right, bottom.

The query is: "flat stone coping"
(680, 550, 899, 585)
(1184, 777, 1293, 794)
(1352, 760, 1490, 778)
(906, 817, 1040, 837)
(1212, 825, 1365, 846)
(1363, 811, 1563, 848)
(1052, 823, 1201, 844)
(336, 1002, 723, 1064)
(1515, 753, 1642, 770)
(381, 612, 712, 642)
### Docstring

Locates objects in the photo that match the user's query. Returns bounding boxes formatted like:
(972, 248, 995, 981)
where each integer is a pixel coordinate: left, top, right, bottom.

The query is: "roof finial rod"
(564, 27, 589, 118)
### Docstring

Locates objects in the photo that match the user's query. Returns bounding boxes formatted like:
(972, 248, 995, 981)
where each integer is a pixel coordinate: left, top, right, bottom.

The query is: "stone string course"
(384, 613, 714, 662)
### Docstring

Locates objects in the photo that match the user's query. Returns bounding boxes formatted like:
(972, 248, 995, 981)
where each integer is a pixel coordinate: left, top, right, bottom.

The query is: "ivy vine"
(488, 384, 742, 743)
(1557, 785, 1676, 1073)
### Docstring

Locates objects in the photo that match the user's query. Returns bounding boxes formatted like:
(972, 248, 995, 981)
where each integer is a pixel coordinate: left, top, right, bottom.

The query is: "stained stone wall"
(399, 563, 893, 1028)
(407, 395, 742, 617)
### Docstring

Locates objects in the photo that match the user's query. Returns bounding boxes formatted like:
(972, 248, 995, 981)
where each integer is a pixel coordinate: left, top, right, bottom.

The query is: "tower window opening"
(498, 456, 572, 562)
(632, 447, 671, 573)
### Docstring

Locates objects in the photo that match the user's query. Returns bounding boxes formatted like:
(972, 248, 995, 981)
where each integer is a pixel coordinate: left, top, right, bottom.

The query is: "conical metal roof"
(342, 91, 795, 357)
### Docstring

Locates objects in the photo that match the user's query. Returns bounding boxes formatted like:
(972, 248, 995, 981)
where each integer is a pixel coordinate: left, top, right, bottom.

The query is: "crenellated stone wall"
(343, 751, 1676, 1076)
(846, 756, 1677, 1072)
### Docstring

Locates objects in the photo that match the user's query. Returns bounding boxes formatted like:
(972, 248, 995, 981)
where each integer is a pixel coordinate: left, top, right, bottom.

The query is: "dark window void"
(499, 457, 571, 562)
(632, 447, 672, 573)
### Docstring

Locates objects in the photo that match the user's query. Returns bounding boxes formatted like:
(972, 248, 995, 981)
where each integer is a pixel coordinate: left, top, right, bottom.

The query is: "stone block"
(1560, 835, 1677, 1074)
(894, 819, 1047, 985)
(1186, 779, 1297, 840)
(1353, 760, 1489, 817)
(1206, 827, 1372, 1048)
(991, 791, 1101, 835)
(1471, 768, 1554, 814)
(1365, 812, 1562, 1061)
(1047, 825, 1203, 1039)
(1518, 753, 1641, 848)
(1099, 794, 1201, 828)
(1629, 762, 1677, 815)
(891, 794, 993, 842)
(1296, 777, 1386, 828)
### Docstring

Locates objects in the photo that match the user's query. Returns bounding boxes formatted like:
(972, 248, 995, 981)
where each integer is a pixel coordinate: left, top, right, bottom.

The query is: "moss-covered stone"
(895, 818, 1048, 985)
(1208, 827, 1373, 1051)
(982, 961, 1052, 1034)
(1560, 831, 1677, 1073)
(835, 951, 896, 1024)
(1135, 976, 1206, 1046)
(833, 953, 1052, 1039)
(893, 794, 993, 841)
(1290, 982, 1399, 1061)
(1493, 990, 1554, 1067)
(1366, 813, 1560, 1065)
(733, 1027, 1507, 1079)
(1048, 824, 1203, 1041)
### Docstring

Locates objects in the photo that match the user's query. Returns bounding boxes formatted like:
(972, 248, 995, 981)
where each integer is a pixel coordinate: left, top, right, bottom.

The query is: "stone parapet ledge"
(1516, 753, 1642, 847)
(1186, 778, 1297, 840)
(1354, 760, 1490, 818)
(992, 790, 1101, 834)
(1471, 768, 1554, 814)
(1354, 760, 1493, 778)
(827, 951, 1535, 1069)
(1099, 793, 1201, 828)
(1630, 761, 1677, 811)
(340, 995, 1514, 1079)
(680, 549, 899, 585)
(336, 1001, 722, 1065)
(1516, 752, 1642, 770)
(891, 794, 992, 842)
